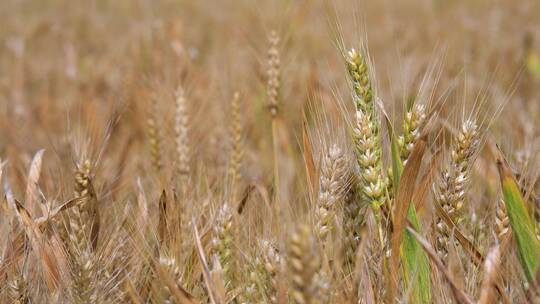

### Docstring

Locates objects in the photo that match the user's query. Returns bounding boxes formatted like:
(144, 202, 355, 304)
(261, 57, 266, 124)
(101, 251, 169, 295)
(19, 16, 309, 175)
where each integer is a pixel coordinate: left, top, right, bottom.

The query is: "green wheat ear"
(497, 155, 540, 282)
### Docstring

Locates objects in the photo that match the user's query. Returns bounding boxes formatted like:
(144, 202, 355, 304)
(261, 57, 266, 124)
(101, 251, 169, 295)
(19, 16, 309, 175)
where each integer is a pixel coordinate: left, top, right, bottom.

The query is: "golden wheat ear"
(434, 118, 480, 262)
(288, 224, 319, 304)
(175, 86, 190, 191)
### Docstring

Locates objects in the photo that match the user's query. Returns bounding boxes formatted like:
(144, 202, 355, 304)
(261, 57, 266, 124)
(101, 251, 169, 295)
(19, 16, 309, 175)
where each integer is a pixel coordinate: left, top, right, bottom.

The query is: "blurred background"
(0, 0, 538, 198)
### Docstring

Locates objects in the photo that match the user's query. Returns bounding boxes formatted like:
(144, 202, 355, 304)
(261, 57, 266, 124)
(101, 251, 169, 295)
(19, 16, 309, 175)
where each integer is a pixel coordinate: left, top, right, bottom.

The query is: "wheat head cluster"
(0, 0, 540, 303)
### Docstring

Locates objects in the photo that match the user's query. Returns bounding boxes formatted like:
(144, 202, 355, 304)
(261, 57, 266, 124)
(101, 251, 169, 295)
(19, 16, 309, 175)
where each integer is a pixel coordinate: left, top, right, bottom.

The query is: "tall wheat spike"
(175, 87, 190, 187)
(266, 30, 284, 239)
(69, 159, 97, 303)
(315, 143, 347, 244)
(346, 48, 386, 248)
(434, 119, 480, 261)
(228, 91, 243, 201)
(148, 98, 162, 173)
(267, 31, 280, 118)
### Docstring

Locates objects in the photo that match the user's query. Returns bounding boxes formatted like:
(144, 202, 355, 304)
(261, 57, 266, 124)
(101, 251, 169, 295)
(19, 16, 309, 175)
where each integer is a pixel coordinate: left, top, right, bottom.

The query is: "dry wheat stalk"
(478, 245, 501, 304)
(7, 273, 29, 304)
(176, 193, 192, 269)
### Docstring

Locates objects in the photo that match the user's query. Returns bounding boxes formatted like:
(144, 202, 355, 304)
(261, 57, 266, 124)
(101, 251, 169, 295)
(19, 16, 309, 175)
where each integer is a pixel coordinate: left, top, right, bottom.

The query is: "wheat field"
(0, 0, 539, 303)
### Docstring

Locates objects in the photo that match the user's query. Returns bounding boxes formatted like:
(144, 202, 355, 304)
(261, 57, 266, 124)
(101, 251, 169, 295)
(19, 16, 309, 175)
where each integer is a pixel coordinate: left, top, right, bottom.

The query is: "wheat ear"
(148, 98, 162, 173)
(434, 119, 480, 261)
(342, 179, 364, 269)
(288, 225, 319, 304)
(228, 91, 243, 201)
(315, 144, 347, 245)
(69, 159, 98, 303)
(175, 87, 190, 188)
(495, 198, 510, 242)
(346, 48, 386, 248)
(398, 103, 427, 164)
(266, 31, 282, 222)
(259, 240, 281, 304)
(211, 203, 235, 291)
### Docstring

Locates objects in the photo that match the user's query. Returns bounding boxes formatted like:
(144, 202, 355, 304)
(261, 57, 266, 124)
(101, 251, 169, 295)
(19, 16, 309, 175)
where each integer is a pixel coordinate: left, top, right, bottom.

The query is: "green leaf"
(497, 156, 540, 282)
(402, 205, 432, 303)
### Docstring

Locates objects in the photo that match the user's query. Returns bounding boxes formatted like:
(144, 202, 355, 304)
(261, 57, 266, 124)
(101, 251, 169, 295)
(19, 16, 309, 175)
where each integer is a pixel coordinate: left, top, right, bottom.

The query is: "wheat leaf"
(496, 150, 540, 282)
